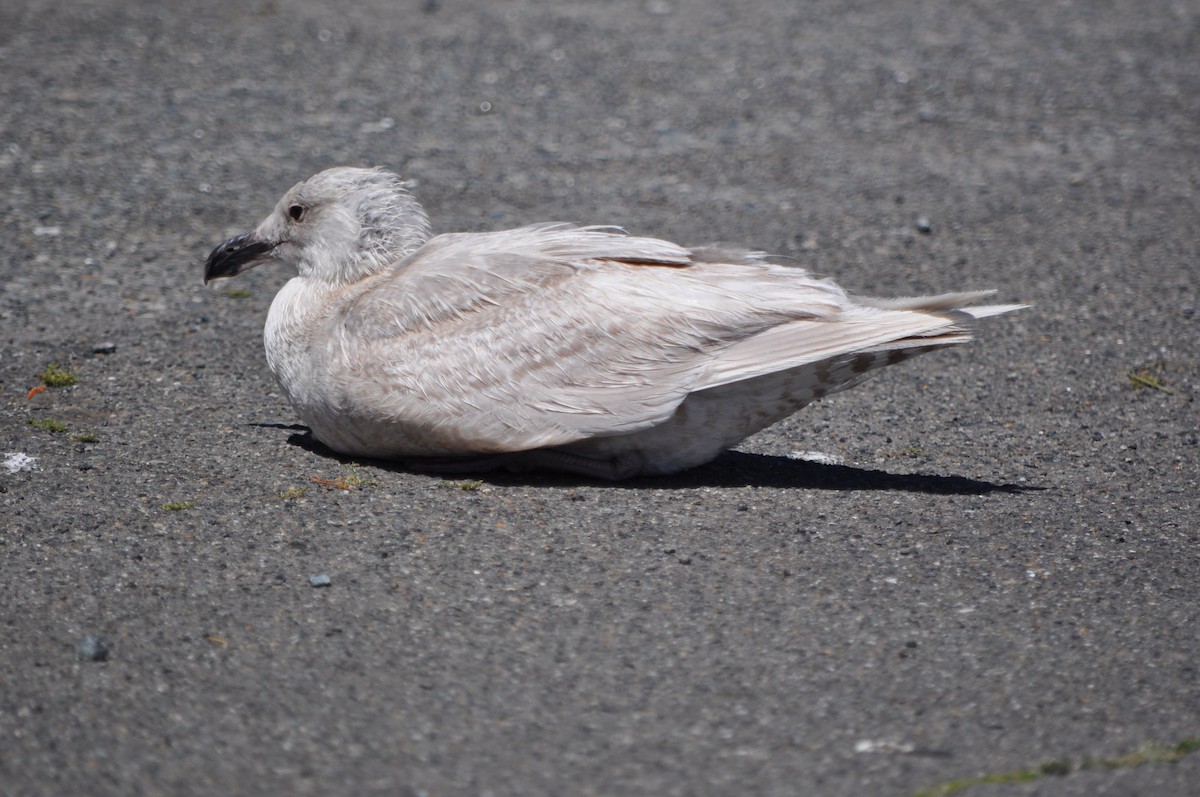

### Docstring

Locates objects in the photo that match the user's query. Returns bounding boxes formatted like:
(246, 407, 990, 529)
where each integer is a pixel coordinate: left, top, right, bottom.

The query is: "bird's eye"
(288, 204, 305, 222)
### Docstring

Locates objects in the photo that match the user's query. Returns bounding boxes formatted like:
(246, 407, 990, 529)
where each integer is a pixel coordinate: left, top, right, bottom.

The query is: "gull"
(204, 167, 1022, 479)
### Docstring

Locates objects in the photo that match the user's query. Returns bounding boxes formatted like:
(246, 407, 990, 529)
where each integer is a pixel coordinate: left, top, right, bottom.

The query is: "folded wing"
(321, 224, 1015, 454)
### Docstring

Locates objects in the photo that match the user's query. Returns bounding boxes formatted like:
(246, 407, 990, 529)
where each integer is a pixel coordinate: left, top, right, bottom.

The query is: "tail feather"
(850, 290, 999, 312)
(700, 293, 1023, 392)
(958, 303, 1029, 320)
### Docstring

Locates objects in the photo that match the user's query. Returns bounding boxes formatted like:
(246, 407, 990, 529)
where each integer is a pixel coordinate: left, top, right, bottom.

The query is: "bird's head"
(204, 167, 431, 286)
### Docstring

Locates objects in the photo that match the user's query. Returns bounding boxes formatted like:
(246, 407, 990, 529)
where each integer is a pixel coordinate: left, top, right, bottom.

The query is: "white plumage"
(204, 167, 1022, 479)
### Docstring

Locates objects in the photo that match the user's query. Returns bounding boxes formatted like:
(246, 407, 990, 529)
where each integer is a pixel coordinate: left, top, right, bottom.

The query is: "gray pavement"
(1, 1, 1197, 795)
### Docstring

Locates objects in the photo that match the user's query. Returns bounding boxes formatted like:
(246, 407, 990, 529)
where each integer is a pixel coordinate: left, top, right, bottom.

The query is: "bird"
(204, 166, 1023, 480)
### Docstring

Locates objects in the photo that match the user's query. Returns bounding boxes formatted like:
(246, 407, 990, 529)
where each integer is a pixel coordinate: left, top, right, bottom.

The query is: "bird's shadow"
(252, 423, 1039, 495)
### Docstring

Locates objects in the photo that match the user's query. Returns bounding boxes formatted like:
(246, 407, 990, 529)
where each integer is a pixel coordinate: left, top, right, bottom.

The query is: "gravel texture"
(1, 1, 1197, 795)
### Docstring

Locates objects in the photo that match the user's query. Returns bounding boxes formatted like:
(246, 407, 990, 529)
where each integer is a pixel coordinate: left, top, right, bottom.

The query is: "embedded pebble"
(915, 217, 933, 235)
(3, 452, 37, 474)
(309, 574, 332, 587)
(77, 635, 110, 662)
(92, 342, 118, 354)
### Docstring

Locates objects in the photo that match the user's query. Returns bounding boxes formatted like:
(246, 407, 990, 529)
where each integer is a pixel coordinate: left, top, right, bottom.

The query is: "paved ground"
(1, 1, 1197, 795)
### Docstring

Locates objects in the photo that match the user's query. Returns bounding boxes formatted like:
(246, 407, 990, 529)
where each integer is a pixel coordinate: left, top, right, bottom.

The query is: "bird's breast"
(264, 278, 340, 411)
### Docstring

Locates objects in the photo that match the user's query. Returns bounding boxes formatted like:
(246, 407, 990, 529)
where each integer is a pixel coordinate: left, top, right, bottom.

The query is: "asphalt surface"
(1, 1, 1197, 795)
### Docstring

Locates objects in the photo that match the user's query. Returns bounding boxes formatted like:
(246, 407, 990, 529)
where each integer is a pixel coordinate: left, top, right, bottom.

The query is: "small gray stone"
(309, 574, 332, 587)
(92, 342, 117, 355)
(77, 635, 110, 662)
(915, 217, 933, 235)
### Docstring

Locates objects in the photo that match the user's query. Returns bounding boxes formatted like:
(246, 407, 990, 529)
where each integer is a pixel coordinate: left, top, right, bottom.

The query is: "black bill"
(204, 233, 276, 283)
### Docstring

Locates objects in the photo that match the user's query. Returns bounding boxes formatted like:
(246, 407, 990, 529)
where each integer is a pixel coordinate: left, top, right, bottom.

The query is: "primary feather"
(204, 166, 1023, 479)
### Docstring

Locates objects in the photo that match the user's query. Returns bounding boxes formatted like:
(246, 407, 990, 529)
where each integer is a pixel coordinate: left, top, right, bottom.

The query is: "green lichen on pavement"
(914, 735, 1200, 797)
(38, 362, 79, 388)
(1127, 360, 1178, 394)
(28, 417, 69, 433)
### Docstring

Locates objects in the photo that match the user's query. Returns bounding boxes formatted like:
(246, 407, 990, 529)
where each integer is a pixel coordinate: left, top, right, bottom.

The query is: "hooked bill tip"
(204, 233, 276, 283)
